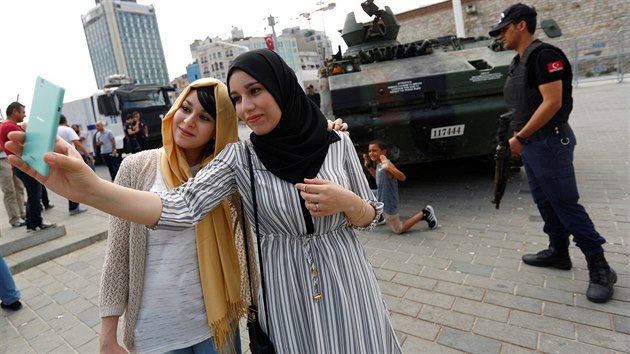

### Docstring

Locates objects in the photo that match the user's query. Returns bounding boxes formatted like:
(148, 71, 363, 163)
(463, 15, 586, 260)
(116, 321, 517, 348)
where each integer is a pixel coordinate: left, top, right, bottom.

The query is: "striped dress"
(158, 132, 402, 353)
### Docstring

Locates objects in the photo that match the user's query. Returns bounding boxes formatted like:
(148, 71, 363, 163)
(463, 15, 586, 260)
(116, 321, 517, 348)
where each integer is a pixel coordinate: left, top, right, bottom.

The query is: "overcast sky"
(0, 0, 442, 115)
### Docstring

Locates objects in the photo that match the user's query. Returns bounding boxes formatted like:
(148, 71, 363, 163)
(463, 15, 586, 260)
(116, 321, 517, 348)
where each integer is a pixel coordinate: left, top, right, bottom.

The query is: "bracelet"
(515, 134, 528, 145)
(346, 201, 367, 225)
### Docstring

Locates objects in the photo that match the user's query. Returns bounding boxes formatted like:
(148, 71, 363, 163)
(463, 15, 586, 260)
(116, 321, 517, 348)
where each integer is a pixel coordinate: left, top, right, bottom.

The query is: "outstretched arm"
(6, 131, 161, 226)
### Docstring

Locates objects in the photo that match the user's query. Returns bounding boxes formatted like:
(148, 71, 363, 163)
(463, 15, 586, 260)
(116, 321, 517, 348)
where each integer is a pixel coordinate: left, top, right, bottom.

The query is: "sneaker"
(422, 205, 438, 229)
(43, 204, 55, 211)
(69, 208, 87, 216)
(0, 300, 22, 311)
(11, 218, 27, 228)
(27, 223, 57, 232)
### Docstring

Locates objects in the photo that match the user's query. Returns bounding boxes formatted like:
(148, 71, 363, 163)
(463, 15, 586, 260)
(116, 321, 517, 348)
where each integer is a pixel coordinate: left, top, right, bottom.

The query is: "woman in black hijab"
(7, 49, 403, 353)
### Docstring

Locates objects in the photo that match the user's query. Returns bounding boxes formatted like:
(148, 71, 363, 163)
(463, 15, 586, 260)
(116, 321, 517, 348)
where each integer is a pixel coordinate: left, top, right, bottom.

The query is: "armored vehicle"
(319, 1, 514, 165)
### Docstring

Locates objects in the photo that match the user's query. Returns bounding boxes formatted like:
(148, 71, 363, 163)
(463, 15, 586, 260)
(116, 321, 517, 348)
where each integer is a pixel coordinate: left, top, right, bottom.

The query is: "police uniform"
(504, 40, 607, 256)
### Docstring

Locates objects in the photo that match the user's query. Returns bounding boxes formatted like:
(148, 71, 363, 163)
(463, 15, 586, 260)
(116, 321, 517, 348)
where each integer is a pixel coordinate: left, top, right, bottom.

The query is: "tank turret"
(320, 1, 515, 166)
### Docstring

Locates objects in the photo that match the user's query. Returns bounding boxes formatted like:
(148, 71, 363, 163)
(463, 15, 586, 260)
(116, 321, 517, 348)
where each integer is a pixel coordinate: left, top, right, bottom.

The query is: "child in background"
(364, 140, 438, 234)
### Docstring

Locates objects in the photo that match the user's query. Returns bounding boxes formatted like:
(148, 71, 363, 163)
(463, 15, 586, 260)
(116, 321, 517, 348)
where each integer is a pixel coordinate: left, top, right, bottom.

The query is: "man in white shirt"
(58, 115, 93, 215)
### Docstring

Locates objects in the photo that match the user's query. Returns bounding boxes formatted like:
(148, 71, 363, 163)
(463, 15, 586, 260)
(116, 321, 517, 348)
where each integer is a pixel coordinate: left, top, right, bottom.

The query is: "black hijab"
(227, 49, 339, 184)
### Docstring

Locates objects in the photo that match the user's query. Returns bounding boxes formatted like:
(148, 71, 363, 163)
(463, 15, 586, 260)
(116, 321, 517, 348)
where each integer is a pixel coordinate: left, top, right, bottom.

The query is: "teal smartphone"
(22, 76, 65, 176)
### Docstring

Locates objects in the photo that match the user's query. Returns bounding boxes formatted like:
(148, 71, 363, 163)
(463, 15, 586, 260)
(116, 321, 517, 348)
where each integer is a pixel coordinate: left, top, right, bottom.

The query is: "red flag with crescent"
(264, 35, 275, 50)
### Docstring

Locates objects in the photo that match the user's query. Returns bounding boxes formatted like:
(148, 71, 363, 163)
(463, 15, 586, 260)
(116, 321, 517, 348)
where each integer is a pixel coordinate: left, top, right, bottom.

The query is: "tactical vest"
(503, 40, 573, 131)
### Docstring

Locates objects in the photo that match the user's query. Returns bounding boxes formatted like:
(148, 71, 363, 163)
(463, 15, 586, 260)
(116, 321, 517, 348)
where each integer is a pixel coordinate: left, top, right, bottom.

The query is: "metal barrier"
(551, 30, 630, 85)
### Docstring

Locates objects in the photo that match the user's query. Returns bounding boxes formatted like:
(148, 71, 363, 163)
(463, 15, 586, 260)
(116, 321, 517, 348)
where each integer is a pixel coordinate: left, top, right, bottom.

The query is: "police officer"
(489, 3, 616, 303)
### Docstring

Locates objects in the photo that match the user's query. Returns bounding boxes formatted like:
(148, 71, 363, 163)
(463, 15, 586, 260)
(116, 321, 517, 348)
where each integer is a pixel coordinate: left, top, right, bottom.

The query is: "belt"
(527, 122, 571, 142)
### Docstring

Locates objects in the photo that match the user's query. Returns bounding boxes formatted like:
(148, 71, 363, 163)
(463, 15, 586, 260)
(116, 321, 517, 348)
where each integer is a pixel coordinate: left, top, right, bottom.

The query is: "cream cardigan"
(98, 149, 256, 350)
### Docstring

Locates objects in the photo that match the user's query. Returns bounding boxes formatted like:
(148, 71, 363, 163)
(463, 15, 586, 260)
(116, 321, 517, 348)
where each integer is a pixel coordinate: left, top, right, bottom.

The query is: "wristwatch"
(515, 134, 528, 145)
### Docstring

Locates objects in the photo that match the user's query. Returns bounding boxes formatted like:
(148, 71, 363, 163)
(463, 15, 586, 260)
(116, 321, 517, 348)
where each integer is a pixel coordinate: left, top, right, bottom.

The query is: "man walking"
(95, 121, 119, 181)
(0, 102, 55, 232)
(489, 3, 616, 303)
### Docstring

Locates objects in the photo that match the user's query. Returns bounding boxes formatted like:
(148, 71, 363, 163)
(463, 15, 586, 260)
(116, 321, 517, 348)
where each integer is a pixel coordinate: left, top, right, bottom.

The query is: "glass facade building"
(82, 0, 169, 88)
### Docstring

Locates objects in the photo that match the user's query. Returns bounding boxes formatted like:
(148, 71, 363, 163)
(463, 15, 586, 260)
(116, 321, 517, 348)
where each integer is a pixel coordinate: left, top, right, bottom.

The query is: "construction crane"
(296, 2, 336, 28)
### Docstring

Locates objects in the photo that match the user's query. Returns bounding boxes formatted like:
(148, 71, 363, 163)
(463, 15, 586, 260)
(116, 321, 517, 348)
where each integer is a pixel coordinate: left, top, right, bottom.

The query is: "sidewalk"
(1, 79, 628, 353)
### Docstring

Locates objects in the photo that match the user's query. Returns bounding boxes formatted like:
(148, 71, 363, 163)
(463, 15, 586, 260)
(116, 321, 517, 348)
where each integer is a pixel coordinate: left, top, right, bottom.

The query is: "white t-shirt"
(57, 125, 79, 144)
(133, 165, 212, 354)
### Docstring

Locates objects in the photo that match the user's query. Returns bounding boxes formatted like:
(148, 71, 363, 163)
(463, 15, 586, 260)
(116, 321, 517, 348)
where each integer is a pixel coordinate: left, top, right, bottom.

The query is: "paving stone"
(539, 333, 616, 354)
(448, 260, 493, 277)
(16, 317, 51, 340)
(50, 288, 80, 306)
(60, 322, 96, 348)
(420, 266, 466, 284)
(381, 260, 423, 275)
(544, 302, 612, 329)
(500, 343, 538, 354)
(473, 317, 538, 349)
(453, 298, 510, 322)
(576, 324, 630, 352)
(573, 297, 630, 318)
(493, 268, 545, 287)
(434, 281, 485, 301)
(485, 290, 543, 314)
(407, 254, 449, 269)
(515, 284, 575, 305)
(377, 280, 409, 298)
(612, 315, 630, 335)
(404, 287, 455, 309)
(418, 305, 475, 331)
(509, 310, 576, 339)
(26, 330, 66, 354)
(401, 334, 463, 354)
(47, 312, 82, 333)
(383, 294, 422, 317)
(389, 313, 440, 341)
(373, 267, 396, 281)
(464, 274, 515, 294)
(438, 327, 501, 354)
(76, 337, 100, 354)
(391, 272, 437, 291)
(48, 342, 75, 353)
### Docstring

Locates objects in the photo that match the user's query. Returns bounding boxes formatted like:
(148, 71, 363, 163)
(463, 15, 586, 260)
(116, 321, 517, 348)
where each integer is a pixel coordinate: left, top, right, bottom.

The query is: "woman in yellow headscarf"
(98, 78, 252, 354)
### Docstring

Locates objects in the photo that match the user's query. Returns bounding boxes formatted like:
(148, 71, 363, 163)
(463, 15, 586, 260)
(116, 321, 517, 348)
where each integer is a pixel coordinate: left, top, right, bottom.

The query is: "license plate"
(431, 124, 465, 139)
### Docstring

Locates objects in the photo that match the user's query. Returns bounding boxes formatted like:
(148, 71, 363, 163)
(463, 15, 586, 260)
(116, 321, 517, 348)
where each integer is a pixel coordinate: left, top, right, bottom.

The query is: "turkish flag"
(264, 36, 275, 51)
(547, 60, 564, 73)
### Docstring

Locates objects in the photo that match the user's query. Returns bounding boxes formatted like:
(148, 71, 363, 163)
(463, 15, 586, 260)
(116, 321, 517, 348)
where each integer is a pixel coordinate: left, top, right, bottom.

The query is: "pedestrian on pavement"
(363, 140, 437, 233)
(95, 121, 120, 181)
(123, 114, 142, 154)
(489, 3, 617, 303)
(99, 78, 251, 354)
(6, 49, 399, 353)
(0, 144, 26, 227)
(306, 84, 321, 108)
(0, 102, 55, 232)
(72, 123, 96, 171)
(0, 253, 22, 311)
(133, 111, 149, 150)
(58, 115, 91, 216)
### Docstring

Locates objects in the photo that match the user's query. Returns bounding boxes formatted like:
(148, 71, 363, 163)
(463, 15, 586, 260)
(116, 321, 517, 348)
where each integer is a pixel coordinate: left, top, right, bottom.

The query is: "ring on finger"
(314, 203, 320, 212)
(304, 185, 308, 193)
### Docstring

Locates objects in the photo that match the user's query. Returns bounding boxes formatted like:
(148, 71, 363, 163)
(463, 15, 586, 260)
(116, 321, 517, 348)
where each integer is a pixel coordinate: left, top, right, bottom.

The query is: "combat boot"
(586, 252, 617, 303)
(522, 247, 572, 270)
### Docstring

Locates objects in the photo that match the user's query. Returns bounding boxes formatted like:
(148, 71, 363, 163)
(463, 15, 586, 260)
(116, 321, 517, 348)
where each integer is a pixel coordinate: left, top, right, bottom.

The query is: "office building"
(82, 0, 169, 88)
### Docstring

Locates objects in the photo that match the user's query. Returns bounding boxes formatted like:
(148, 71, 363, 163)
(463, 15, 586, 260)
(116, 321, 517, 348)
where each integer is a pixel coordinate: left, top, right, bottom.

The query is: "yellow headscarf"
(159, 78, 245, 350)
